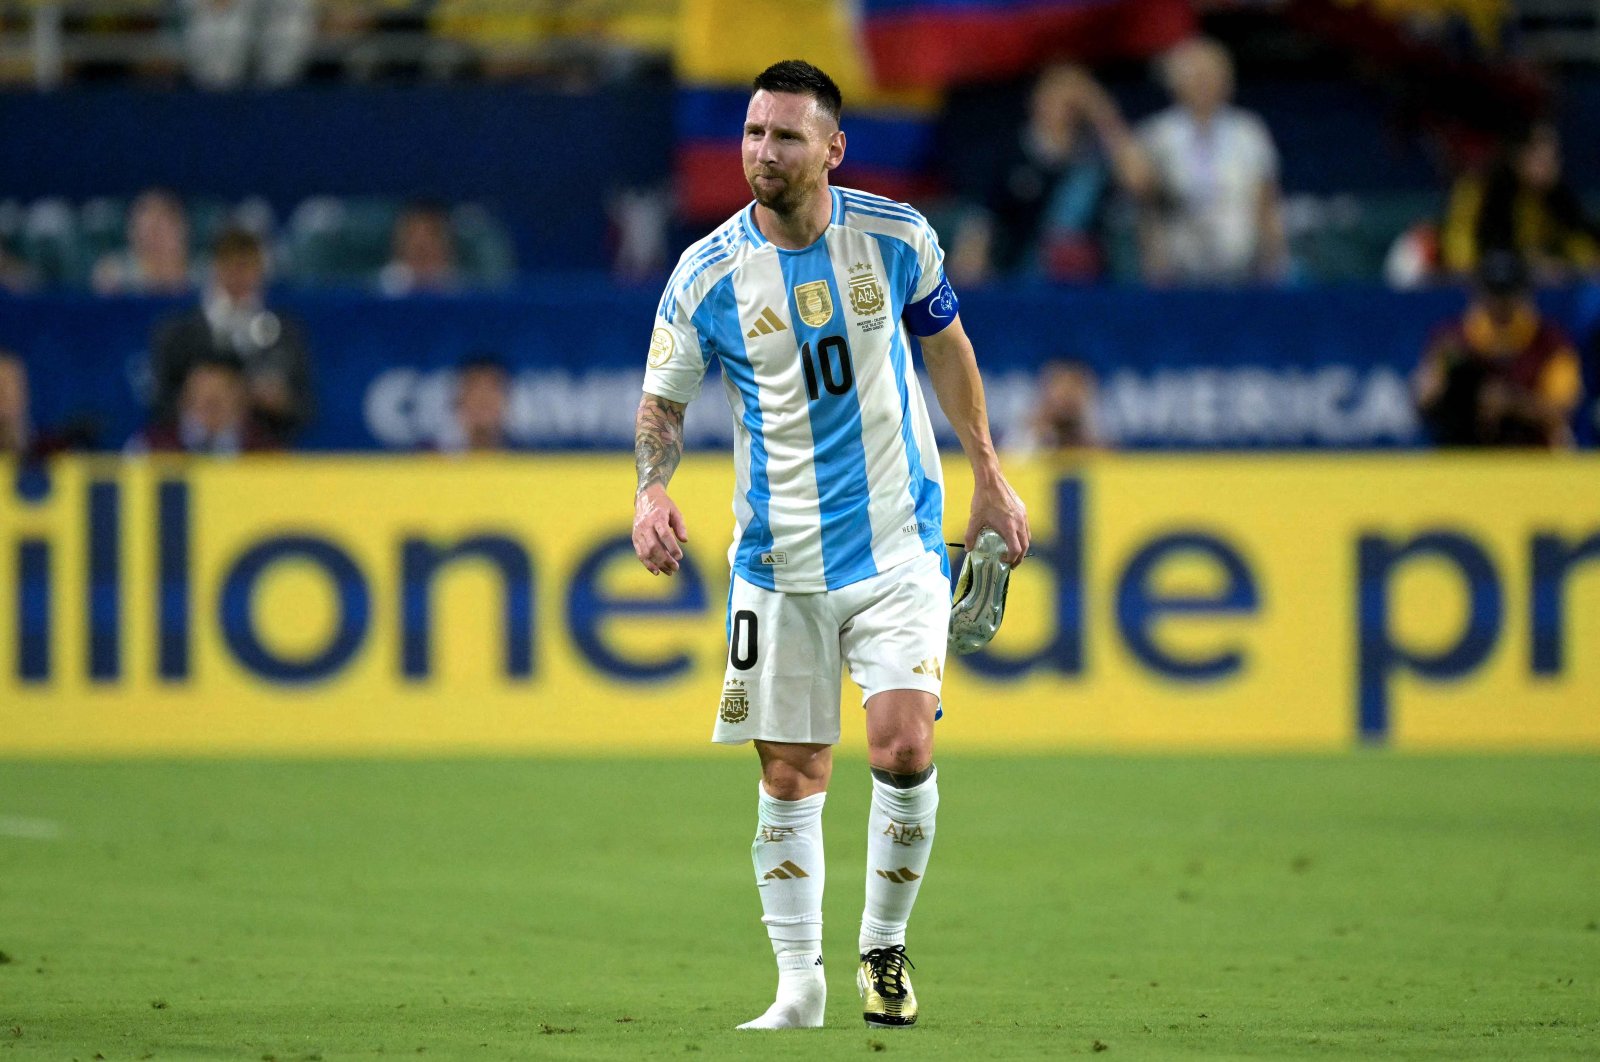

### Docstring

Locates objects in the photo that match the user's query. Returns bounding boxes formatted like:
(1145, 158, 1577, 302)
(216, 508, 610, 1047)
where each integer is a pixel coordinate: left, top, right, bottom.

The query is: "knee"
(762, 762, 827, 800)
(758, 745, 831, 800)
(867, 736, 932, 777)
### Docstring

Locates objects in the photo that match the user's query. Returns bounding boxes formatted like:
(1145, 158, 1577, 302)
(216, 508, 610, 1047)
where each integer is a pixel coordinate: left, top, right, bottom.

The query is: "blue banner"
(2, 281, 1593, 452)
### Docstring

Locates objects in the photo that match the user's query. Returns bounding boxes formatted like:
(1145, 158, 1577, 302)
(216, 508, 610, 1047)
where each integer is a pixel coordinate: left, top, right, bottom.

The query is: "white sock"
(859, 767, 939, 954)
(739, 784, 826, 1030)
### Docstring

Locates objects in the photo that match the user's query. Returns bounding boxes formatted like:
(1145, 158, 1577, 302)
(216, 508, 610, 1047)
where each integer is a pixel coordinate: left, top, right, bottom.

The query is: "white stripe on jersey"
(822, 226, 925, 576)
(724, 370, 756, 557)
(732, 250, 825, 588)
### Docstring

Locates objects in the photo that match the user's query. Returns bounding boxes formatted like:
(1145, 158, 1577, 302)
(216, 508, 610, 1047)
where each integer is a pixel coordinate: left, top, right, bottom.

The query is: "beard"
(746, 168, 815, 215)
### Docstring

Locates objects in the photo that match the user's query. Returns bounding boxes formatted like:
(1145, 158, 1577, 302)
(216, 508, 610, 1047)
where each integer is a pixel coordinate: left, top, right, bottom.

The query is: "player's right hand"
(633, 484, 689, 576)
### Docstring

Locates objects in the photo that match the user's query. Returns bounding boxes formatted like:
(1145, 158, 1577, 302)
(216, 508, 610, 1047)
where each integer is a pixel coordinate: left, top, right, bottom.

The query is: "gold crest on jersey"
(793, 280, 834, 328)
(719, 679, 750, 723)
(648, 327, 675, 367)
(847, 263, 885, 316)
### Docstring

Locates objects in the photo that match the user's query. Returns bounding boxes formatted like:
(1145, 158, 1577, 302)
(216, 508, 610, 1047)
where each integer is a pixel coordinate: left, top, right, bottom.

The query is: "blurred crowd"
(1, 211, 518, 458)
(0, 190, 514, 296)
(3, 19, 1595, 293)
(1, 3, 1596, 456)
(944, 41, 1599, 290)
(0, 0, 670, 89)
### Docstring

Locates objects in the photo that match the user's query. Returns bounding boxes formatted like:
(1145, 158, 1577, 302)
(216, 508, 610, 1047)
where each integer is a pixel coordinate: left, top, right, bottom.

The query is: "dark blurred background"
(2, 0, 1598, 458)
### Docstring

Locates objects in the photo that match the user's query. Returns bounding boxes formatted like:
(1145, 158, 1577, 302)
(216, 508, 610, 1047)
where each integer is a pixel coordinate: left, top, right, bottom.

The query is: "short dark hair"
(184, 356, 246, 389)
(212, 226, 263, 260)
(752, 60, 843, 124)
(400, 199, 451, 224)
(458, 353, 509, 380)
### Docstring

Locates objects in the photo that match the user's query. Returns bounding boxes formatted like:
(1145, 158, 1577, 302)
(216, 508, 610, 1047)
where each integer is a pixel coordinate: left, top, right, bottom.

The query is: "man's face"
(396, 214, 454, 282)
(457, 368, 508, 440)
(215, 250, 265, 303)
(0, 357, 26, 427)
(183, 367, 245, 436)
(130, 195, 187, 259)
(1173, 50, 1231, 114)
(742, 90, 843, 214)
(1516, 129, 1560, 191)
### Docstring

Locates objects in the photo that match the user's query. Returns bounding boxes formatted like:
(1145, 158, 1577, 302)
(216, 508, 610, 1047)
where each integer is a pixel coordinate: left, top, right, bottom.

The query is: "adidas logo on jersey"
(745, 307, 787, 338)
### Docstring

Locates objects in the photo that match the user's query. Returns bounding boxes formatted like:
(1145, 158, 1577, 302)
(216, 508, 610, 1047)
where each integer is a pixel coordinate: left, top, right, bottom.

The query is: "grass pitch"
(2, 754, 1597, 1060)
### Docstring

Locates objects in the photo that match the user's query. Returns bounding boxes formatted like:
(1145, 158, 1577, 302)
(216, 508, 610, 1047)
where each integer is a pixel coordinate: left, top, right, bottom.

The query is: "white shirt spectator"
(1138, 104, 1280, 283)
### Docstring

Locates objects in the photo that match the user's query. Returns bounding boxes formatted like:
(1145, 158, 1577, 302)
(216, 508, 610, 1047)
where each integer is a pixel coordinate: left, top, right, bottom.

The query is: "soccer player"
(631, 60, 1029, 1030)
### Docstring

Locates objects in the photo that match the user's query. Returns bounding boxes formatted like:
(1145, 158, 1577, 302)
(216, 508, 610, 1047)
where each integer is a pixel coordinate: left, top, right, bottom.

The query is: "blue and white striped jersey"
(644, 186, 960, 593)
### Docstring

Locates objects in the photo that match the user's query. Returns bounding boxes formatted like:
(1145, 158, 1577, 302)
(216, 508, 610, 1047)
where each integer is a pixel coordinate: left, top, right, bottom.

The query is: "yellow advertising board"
(2, 454, 1597, 756)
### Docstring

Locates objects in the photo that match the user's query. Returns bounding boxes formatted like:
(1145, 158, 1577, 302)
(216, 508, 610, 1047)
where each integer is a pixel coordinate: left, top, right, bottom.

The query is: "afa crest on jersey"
(848, 264, 885, 316)
(719, 679, 750, 723)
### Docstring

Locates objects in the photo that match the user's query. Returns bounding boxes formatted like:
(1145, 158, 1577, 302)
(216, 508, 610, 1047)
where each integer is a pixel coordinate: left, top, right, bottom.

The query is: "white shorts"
(712, 550, 951, 746)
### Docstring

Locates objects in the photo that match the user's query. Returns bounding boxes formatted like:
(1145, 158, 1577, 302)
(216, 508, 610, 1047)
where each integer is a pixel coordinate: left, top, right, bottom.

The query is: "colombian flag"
(861, 0, 1195, 89)
(674, 0, 942, 223)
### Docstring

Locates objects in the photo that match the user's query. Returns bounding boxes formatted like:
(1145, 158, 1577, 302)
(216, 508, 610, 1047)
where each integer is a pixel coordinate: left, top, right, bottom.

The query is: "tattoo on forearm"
(635, 394, 686, 493)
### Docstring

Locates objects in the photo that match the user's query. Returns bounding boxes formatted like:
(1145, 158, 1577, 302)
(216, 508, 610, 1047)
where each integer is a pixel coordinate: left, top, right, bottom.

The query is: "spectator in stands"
(1413, 251, 1583, 448)
(133, 357, 275, 455)
(438, 355, 514, 453)
(1024, 359, 1103, 451)
(0, 350, 33, 457)
(1440, 122, 1600, 283)
(379, 202, 461, 296)
(0, 245, 37, 294)
(92, 189, 194, 296)
(150, 227, 314, 445)
(0, 348, 100, 456)
(949, 65, 1151, 284)
(1134, 38, 1288, 286)
(181, 0, 314, 89)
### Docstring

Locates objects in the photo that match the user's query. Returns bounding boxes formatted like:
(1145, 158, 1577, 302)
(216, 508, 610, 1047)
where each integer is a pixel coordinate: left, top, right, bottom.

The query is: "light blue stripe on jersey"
(779, 244, 877, 590)
(693, 274, 777, 588)
(886, 323, 946, 568)
(660, 228, 738, 323)
(840, 192, 939, 242)
(868, 232, 924, 320)
(872, 232, 947, 569)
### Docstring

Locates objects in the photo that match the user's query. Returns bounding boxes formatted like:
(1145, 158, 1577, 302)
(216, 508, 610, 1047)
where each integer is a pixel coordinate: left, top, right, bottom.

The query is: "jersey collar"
(740, 203, 765, 246)
(741, 188, 844, 248)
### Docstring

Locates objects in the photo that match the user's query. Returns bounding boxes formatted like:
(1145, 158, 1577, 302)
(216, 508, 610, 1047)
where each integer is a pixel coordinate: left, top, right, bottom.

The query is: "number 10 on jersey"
(800, 336, 854, 401)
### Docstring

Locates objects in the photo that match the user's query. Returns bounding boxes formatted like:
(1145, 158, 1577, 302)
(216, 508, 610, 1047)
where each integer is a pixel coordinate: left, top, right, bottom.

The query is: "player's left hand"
(633, 484, 689, 576)
(967, 473, 1029, 566)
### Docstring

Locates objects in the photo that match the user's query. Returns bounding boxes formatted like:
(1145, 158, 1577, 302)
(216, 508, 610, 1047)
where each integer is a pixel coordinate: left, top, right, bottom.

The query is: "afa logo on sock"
(883, 821, 926, 846)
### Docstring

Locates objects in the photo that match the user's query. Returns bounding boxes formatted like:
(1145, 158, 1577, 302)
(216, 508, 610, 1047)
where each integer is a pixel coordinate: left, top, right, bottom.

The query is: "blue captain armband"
(903, 272, 960, 337)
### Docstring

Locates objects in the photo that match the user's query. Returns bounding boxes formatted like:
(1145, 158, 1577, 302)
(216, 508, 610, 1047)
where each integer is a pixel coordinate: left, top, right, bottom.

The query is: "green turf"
(1, 754, 1597, 1060)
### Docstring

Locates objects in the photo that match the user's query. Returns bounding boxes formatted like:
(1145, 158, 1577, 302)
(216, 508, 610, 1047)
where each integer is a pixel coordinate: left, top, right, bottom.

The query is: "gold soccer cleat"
(858, 945, 917, 1028)
(948, 527, 1012, 655)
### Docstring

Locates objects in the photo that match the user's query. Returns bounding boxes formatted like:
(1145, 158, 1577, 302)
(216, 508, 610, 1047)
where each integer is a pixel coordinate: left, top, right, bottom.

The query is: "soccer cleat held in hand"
(858, 945, 917, 1027)
(948, 527, 1012, 655)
